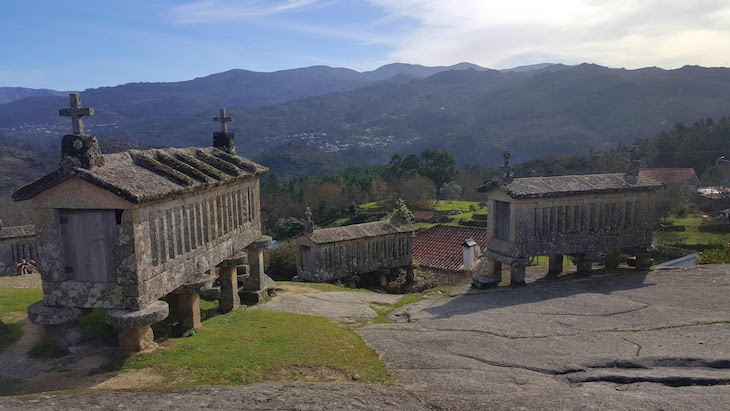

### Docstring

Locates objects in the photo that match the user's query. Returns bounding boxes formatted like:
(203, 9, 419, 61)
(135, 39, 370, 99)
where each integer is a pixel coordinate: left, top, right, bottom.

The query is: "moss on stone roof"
(302, 221, 415, 245)
(12, 147, 268, 204)
(478, 173, 663, 198)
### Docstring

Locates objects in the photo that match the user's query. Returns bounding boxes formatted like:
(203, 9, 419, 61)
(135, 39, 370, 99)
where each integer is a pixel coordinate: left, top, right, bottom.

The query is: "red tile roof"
(412, 211, 436, 222)
(413, 225, 489, 272)
(639, 168, 699, 185)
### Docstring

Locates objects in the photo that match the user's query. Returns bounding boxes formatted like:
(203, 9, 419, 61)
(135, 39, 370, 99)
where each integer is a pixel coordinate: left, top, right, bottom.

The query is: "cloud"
(367, 0, 730, 69)
(171, 0, 323, 24)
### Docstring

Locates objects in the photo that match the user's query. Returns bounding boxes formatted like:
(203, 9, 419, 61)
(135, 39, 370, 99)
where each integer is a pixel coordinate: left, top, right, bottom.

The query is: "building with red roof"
(413, 225, 489, 285)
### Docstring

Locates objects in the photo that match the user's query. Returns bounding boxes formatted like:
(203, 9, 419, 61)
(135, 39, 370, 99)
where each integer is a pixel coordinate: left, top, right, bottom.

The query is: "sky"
(2, 0, 730, 90)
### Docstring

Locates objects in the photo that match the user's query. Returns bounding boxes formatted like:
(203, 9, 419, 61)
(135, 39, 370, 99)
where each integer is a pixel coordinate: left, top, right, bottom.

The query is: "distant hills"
(0, 87, 67, 104)
(2, 62, 730, 176)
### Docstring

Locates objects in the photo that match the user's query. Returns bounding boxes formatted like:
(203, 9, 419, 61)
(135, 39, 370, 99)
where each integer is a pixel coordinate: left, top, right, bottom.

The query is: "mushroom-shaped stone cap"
(27, 301, 90, 326)
(248, 235, 273, 250)
(106, 301, 169, 328)
(171, 274, 216, 294)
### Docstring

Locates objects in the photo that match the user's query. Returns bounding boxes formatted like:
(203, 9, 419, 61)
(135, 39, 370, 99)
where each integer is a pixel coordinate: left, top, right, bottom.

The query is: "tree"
(387, 199, 414, 225)
(440, 181, 462, 200)
(420, 149, 455, 196)
(400, 175, 436, 206)
(273, 217, 305, 240)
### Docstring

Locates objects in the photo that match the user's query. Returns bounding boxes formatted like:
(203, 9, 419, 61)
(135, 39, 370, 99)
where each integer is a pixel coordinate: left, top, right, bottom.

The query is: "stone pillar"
(548, 254, 563, 277)
(106, 301, 169, 352)
(27, 301, 89, 348)
(241, 236, 276, 305)
(510, 265, 526, 286)
(636, 248, 653, 270)
(605, 248, 622, 269)
(575, 254, 592, 275)
(218, 266, 240, 313)
(169, 292, 202, 338)
(488, 259, 503, 284)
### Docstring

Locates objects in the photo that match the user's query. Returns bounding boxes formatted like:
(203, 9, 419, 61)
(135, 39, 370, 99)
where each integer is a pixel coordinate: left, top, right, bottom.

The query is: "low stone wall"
(421, 267, 471, 286)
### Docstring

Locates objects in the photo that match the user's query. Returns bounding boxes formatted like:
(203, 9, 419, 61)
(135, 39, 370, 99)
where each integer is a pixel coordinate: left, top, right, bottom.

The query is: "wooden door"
(300, 245, 312, 271)
(60, 210, 118, 283)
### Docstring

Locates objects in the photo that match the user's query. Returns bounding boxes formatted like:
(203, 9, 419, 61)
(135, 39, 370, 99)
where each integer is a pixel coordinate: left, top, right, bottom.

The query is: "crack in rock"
(524, 305, 648, 317)
(363, 325, 579, 339)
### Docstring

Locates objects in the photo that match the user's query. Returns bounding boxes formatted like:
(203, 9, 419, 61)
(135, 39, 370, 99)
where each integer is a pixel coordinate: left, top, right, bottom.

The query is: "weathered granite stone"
(219, 266, 240, 313)
(471, 274, 498, 289)
(106, 300, 169, 329)
(200, 286, 221, 301)
(217, 252, 248, 268)
(27, 301, 89, 326)
(171, 275, 215, 295)
(46, 321, 82, 348)
(636, 249, 653, 270)
(118, 325, 156, 352)
(169, 292, 202, 338)
(548, 254, 563, 276)
(605, 248, 622, 269)
(575, 254, 593, 275)
(248, 235, 272, 250)
(510, 265, 526, 286)
(485, 259, 502, 284)
(240, 274, 276, 305)
(61, 134, 104, 169)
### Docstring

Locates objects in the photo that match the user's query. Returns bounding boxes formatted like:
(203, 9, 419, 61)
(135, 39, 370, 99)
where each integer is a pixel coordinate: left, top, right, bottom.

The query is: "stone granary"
(295, 209, 415, 285)
(476, 151, 663, 286)
(0, 222, 37, 276)
(13, 95, 270, 351)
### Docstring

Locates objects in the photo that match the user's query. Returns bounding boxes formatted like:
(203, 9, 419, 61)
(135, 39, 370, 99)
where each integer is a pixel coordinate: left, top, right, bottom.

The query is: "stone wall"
(298, 233, 413, 282)
(488, 190, 656, 259)
(35, 177, 262, 310)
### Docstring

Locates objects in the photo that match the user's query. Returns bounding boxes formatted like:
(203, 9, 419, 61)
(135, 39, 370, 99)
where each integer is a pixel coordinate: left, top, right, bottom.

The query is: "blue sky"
(3, 0, 730, 90)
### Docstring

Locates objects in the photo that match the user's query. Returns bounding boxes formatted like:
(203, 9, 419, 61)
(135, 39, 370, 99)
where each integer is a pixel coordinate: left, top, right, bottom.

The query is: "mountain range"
(2, 62, 730, 176)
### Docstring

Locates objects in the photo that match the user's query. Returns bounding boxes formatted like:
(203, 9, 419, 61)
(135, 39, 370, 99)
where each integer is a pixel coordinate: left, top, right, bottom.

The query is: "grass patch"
(122, 310, 390, 386)
(0, 288, 43, 350)
(654, 216, 730, 247)
(276, 281, 373, 293)
(79, 309, 114, 341)
(0, 288, 43, 319)
(432, 200, 484, 212)
(366, 288, 454, 325)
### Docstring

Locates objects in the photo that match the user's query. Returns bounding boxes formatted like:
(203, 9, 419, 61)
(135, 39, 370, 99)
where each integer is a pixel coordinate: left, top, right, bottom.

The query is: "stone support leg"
(510, 265, 526, 286)
(575, 254, 592, 275)
(605, 248, 622, 269)
(118, 325, 155, 352)
(27, 301, 89, 348)
(548, 254, 564, 277)
(636, 248, 653, 270)
(219, 266, 240, 313)
(169, 292, 202, 338)
(106, 301, 169, 353)
(488, 259, 503, 284)
(238, 236, 275, 305)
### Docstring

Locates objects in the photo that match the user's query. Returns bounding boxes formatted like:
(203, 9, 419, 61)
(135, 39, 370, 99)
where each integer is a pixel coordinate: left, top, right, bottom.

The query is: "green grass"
(359, 201, 381, 210)
(654, 216, 730, 247)
(0, 288, 42, 350)
(123, 310, 391, 386)
(433, 200, 484, 212)
(276, 281, 373, 293)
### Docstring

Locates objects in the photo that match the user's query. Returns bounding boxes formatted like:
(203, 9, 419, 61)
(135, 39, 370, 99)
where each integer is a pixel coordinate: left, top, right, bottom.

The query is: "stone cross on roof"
(304, 207, 314, 233)
(59, 93, 94, 135)
(213, 108, 232, 133)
